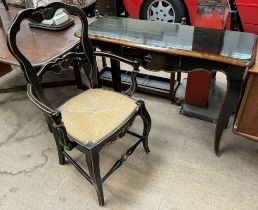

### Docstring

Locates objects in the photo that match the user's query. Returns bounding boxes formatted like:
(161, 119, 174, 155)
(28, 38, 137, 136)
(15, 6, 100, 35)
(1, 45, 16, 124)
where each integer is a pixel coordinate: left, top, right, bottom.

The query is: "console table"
(83, 16, 257, 156)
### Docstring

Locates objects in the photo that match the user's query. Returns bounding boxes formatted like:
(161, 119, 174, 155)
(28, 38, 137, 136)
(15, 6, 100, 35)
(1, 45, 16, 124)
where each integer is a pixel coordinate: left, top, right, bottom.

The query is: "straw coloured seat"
(7, 2, 151, 206)
(60, 88, 138, 144)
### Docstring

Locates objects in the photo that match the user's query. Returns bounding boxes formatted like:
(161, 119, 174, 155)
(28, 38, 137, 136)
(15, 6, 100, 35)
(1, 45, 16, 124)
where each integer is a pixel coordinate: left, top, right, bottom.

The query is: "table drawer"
(121, 47, 181, 71)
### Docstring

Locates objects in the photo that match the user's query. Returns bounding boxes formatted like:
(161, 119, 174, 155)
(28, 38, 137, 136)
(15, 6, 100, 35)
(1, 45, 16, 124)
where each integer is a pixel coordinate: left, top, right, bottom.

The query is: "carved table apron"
(85, 16, 257, 156)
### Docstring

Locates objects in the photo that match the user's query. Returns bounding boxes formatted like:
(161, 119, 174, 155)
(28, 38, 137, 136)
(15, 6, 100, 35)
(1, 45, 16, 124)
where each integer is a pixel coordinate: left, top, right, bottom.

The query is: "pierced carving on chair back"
(37, 52, 89, 81)
(7, 2, 99, 103)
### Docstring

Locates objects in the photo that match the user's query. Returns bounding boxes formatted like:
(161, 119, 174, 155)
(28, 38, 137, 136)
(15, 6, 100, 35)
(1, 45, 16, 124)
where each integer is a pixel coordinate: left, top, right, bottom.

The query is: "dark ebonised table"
(85, 16, 257, 156)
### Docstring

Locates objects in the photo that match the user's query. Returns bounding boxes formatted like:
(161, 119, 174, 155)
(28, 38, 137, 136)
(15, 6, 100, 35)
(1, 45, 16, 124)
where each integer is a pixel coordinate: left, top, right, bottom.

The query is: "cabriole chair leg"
(45, 115, 65, 164)
(138, 100, 151, 153)
(85, 150, 104, 206)
(44, 115, 53, 133)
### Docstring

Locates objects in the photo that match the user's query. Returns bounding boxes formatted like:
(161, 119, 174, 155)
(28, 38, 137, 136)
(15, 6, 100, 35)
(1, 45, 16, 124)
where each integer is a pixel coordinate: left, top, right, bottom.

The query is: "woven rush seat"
(59, 88, 138, 144)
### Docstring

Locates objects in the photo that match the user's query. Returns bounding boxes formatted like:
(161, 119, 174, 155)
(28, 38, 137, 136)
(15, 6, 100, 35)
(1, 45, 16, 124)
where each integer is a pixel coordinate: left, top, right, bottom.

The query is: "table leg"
(110, 59, 121, 92)
(214, 68, 244, 156)
(176, 72, 181, 83)
(102, 57, 107, 68)
(169, 73, 175, 102)
(169, 72, 182, 103)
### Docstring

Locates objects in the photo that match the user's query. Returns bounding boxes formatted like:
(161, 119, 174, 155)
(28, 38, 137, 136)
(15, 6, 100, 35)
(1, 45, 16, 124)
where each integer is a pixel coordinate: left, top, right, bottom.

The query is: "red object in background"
(184, 5, 229, 107)
(122, 0, 258, 34)
(185, 71, 213, 107)
(236, 0, 258, 34)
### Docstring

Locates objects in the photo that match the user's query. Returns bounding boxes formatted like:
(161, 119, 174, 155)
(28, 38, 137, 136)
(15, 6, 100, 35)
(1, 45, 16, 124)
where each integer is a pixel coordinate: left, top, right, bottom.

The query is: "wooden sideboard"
(234, 46, 258, 141)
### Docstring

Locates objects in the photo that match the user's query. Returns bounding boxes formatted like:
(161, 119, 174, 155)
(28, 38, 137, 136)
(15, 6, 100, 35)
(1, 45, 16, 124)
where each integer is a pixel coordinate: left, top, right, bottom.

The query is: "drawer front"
(121, 47, 181, 71)
(143, 53, 181, 71)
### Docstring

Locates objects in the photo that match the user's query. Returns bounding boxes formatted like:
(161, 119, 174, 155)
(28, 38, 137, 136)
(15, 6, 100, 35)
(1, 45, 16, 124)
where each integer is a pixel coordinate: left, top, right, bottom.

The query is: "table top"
(0, 10, 80, 67)
(1, 11, 257, 69)
(88, 16, 257, 68)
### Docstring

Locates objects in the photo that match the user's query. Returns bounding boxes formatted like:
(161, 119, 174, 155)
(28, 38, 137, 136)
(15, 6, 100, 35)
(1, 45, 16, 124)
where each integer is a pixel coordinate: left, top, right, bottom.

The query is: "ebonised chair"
(7, 2, 151, 206)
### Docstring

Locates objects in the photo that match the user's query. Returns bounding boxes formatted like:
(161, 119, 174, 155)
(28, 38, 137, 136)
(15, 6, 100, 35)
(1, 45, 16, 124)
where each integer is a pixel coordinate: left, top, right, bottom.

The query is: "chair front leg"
(52, 128, 66, 165)
(138, 100, 151, 153)
(45, 115, 65, 165)
(85, 149, 104, 206)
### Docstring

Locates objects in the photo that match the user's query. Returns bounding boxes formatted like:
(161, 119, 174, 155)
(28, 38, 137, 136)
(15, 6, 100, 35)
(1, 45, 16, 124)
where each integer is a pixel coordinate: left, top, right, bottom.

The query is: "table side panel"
(234, 74, 258, 141)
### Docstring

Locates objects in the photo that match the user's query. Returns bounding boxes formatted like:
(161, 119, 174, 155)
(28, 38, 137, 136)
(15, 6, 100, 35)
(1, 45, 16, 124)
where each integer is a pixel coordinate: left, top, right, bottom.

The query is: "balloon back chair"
(7, 2, 151, 206)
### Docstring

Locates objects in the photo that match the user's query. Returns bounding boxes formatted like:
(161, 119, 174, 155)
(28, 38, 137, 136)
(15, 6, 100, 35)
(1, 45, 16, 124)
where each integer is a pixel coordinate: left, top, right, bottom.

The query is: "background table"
(86, 16, 257, 155)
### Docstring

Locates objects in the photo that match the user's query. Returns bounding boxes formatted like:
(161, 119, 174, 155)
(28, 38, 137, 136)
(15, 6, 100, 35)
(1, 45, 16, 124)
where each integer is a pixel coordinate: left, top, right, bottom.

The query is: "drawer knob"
(144, 54, 153, 63)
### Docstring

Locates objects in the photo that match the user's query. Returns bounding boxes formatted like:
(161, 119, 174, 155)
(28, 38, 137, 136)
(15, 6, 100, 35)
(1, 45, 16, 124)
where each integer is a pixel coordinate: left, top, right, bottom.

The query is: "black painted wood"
(85, 150, 104, 205)
(102, 138, 142, 183)
(7, 3, 151, 206)
(214, 66, 245, 156)
(110, 58, 121, 92)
